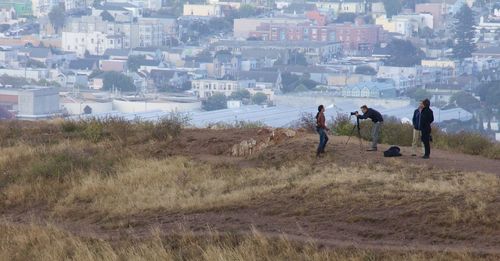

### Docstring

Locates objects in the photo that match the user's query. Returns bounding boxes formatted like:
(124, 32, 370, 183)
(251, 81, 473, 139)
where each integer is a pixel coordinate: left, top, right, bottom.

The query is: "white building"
(376, 13, 434, 37)
(106, 0, 163, 10)
(62, 15, 177, 56)
(0, 7, 16, 24)
(377, 66, 422, 89)
(32, 0, 59, 17)
(64, 0, 90, 10)
(183, 4, 223, 17)
(191, 79, 255, 98)
(314, 2, 366, 14)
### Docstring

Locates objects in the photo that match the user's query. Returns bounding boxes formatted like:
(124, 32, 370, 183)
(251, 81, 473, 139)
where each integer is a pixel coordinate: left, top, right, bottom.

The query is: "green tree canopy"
(355, 65, 377, 75)
(230, 89, 251, 100)
(203, 93, 227, 111)
(127, 55, 147, 72)
(48, 6, 65, 34)
(452, 4, 476, 60)
(450, 91, 481, 112)
(102, 72, 136, 92)
(406, 88, 432, 102)
(251, 92, 268, 105)
(384, 39, 425, 67)
(383, 0, 402, 18)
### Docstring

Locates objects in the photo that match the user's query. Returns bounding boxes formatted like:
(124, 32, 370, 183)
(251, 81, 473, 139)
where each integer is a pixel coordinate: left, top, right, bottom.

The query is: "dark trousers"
(317, 127, 329, 154)
(421, 131, 431, 157)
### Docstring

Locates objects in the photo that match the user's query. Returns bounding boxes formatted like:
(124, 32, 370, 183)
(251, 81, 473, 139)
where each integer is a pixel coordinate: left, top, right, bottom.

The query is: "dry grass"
(0, 120, 499, 260)
(0, 223, 494, 261)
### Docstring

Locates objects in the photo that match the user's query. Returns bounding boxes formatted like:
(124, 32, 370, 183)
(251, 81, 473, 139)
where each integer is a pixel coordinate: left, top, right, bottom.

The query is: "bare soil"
(2, 129, 500, 255)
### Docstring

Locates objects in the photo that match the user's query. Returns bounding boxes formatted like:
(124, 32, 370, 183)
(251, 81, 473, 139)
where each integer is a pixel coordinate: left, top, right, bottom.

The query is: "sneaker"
(366, 148, 377, 151)
(411, 154, 417, 156)
(422, 155, 429, 159)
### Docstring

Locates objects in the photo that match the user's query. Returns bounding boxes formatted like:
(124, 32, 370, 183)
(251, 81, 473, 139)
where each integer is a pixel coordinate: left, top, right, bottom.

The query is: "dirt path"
(1, 129, 499, 255)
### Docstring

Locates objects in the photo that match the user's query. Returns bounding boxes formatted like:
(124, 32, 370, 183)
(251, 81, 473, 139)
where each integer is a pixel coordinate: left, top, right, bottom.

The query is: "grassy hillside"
(0, 119, 499, 260)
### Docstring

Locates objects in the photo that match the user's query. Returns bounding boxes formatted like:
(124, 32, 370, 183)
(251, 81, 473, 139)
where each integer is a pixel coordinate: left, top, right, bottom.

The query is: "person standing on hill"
(355, 105, 383, 151)
(420, 99, 434, 159)
(315, 105, 329, 157)
(412, 101, 424, 156)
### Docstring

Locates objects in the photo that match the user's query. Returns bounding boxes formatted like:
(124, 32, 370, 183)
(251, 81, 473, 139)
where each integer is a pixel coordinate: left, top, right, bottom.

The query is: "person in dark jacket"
(355, 105, 383, 151)
(411, 101, 424, 156)
(315, 105, 329, 157)
(420, 99, 434, 159)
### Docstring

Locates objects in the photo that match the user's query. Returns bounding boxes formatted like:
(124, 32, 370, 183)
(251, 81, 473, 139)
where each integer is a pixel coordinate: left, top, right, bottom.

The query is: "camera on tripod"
(350, 111, 358, 116)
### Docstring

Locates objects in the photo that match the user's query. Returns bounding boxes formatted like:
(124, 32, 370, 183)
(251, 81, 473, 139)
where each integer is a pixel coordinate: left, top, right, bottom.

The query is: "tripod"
(345, 116, 364, 150)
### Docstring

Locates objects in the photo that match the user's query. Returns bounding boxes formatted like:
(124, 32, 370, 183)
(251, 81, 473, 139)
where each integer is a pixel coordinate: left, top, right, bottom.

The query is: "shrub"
(331, 114, 354, 136)
(296, 112, 316, 133)
(151, 113, 189, 141)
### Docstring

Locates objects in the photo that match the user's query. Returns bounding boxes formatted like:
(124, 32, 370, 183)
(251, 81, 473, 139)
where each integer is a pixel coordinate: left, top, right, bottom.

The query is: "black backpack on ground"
(384, 146, 402, 157)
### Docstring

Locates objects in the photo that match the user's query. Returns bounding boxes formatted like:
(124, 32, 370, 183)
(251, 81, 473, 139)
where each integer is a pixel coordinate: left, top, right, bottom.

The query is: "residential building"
(342, 81, 397, 98)
(149, 69, 189, 90)
(62, 15, 176, 56)
(183, 4, 223, 17)
(237, 71, 282, 90)
(211, 40, 342, 64)
(31, 0, 58, 17)
(0, 7, 16, 24)
(377, 66, 422, 89)
(107, 0, 163, 10)
(376, 13, 433, 37)
(415, 3, 446, 29)
(247, 19, 384, 55)
(0, 0, 32, 17)
(191, 79, 250, 98)
(314, 1, 366, 14)
(0, 46, 18, 66)
(234, 17, 310, 39)
(64, 0, 90, 10)
(213, 51, 240, 79)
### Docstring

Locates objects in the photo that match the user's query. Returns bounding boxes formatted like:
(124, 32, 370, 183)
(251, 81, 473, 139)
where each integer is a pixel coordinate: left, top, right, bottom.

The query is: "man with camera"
(354, 105, 383, 151)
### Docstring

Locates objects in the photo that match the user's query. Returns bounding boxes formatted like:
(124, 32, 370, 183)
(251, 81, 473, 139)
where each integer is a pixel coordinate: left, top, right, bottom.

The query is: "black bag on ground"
(384, 146, 402, 157)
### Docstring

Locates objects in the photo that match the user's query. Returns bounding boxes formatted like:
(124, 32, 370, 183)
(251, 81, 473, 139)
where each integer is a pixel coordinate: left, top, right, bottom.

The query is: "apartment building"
(31, 0, 58, 17)
(183, 4, 223, 17)
(62, 15, 176, 57)
(191, 79, 246, 98)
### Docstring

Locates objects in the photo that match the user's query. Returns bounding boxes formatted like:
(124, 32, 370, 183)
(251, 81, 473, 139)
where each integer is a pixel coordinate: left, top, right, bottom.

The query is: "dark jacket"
(412, 109, 421, 130)
(316, 112, 327, 129)
(358, 108, 383, 123)
(420, 107, 434, 133)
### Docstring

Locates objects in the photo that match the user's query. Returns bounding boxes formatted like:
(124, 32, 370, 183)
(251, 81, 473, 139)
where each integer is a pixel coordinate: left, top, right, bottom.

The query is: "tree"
(230, 89, 251, 100)
(238, 5, 259, 18)
(355, 65, 377, 75)
(48, 6, 65, 34)
(252, 92, 268, 105)
(127, 55, 147, 72)
(477, 80, 500, 114)
(408, 88, 432, 102)
(203, 93, 227, 111)
(452, 4, 476, 60)
(102, 72, 136, 92)
(383, 0, 402, 18)
(384, 39, 425, 67)
(450, 92, 481, 112)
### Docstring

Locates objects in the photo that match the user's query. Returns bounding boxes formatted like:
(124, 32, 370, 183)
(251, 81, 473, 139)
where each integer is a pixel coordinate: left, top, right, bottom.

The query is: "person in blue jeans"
(315, 105, 330, 157)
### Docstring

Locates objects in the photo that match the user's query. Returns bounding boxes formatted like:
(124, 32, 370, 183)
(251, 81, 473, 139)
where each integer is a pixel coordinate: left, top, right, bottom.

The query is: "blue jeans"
(316, 127, 329, 154)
